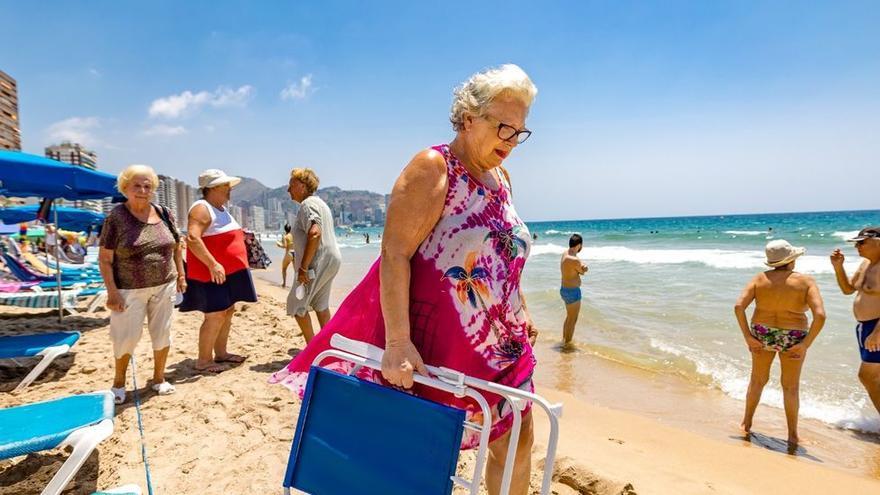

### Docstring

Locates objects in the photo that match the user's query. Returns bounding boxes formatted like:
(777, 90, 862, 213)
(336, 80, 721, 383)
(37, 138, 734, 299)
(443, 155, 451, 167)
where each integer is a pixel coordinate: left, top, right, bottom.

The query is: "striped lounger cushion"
(0, 290, 81, 309)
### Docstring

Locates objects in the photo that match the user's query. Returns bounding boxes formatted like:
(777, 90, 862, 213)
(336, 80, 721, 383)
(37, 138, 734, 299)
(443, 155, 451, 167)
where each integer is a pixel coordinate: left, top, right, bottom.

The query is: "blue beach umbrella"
(0, 150, 121, 200)
(0, 205, 104, 232)
(0, 150, 118, 321)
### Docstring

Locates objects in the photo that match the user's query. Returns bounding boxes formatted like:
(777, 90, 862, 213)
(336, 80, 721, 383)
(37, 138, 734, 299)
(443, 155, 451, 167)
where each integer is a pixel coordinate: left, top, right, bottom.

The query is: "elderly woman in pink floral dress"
(271, 64, 539, 494)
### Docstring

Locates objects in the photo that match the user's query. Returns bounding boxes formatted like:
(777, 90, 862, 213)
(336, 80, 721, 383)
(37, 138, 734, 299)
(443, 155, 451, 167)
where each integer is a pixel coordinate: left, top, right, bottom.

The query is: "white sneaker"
(151, 381, 176, 395)
(111, 387, 126, 405)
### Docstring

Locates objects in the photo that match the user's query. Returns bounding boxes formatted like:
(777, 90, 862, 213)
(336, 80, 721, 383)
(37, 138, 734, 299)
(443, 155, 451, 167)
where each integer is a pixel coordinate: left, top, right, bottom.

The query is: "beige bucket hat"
(198, 169, 241, 189)
(764, 239, 806, 267)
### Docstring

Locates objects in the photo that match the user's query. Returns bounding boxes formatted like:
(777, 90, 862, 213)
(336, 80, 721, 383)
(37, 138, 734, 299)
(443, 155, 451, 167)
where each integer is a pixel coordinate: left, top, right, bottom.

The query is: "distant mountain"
(232, 177, 272, 204)
(231, 177, 388, 226)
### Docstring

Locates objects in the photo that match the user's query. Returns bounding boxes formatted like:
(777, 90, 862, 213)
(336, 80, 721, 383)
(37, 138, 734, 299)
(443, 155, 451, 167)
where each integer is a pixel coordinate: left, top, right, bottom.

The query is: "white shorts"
(110, 280, 176, 359)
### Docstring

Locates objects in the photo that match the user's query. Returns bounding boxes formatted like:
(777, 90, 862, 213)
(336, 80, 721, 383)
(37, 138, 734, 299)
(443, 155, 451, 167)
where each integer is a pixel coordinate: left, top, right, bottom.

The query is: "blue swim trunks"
(559, 286, 582, 305)
(856, 318, 880, 363)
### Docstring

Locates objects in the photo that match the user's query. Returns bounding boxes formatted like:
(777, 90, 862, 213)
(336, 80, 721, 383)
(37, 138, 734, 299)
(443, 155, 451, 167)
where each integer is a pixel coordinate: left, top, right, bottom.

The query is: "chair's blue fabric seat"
(0, 331, 80, 359)
(0, 391, 114, 460)
(285, 367, 466, 495)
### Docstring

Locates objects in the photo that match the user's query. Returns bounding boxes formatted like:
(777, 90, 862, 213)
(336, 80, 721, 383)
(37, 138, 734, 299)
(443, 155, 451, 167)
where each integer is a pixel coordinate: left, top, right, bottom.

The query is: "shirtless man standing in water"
(560, 234, 588, 346)
(735, 239, 826, 446)
(831, 226, 880, 415)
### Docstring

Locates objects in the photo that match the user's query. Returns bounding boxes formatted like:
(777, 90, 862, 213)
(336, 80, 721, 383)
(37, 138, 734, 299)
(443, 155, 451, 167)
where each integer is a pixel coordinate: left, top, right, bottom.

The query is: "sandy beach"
(2, 274, 880, 494)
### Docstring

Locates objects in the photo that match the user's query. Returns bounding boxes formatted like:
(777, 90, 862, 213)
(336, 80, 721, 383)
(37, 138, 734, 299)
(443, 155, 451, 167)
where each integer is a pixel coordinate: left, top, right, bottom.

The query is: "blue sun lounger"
(0, 331, 80, 391)
(0, 391, 115, 495)
(283, 335, 562, 495)
(3, 253, 103, 285)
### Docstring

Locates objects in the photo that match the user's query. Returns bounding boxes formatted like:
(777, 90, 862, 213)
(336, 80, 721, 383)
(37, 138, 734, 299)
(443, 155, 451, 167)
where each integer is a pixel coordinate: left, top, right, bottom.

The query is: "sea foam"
(530, 243, 860, 274)
(648, 338, 879, 433)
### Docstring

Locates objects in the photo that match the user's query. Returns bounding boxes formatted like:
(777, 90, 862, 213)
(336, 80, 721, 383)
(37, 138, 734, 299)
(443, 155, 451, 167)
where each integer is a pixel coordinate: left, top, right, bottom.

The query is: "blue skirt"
(179, 269, 257, 313)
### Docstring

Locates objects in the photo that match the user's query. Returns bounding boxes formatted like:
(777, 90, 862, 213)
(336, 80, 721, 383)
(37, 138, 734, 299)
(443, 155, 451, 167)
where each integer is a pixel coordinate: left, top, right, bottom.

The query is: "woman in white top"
(180, 169, 257, 373)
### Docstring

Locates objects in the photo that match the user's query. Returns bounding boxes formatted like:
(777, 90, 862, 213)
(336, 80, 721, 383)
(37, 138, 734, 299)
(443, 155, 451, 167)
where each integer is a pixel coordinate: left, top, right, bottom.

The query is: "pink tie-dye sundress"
(270, 144, 535, 448)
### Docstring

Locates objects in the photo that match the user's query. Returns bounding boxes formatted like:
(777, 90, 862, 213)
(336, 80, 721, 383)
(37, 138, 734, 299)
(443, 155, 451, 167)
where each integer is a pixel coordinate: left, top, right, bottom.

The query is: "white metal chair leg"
(86, 292, 107, 313)
(41, 419, 114, 495)
(498, 397, 525, 495)
(13, 345, 70, 392)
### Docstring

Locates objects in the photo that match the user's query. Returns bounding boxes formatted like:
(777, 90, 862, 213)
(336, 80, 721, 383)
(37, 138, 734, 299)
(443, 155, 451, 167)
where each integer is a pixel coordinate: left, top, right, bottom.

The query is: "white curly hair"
(117, 164, 159, 195)
(449, 64, 537, 131)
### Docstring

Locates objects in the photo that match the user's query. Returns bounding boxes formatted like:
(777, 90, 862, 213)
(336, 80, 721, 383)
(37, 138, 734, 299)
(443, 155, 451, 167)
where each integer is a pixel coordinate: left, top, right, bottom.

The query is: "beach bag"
(244, 230, 271, 269)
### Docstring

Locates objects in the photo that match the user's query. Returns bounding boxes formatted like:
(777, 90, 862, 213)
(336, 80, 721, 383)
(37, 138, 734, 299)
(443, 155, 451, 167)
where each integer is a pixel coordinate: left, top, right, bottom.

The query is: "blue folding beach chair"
(0, 391, 115, 495)
(0, 331, 80, 391)
(282, 335, 562, 495)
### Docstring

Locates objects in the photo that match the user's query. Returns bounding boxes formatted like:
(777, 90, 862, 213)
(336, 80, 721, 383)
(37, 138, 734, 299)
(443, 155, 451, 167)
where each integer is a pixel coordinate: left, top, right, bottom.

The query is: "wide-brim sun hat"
(198, 168, 241, 189)
(765, 239, 806, 267)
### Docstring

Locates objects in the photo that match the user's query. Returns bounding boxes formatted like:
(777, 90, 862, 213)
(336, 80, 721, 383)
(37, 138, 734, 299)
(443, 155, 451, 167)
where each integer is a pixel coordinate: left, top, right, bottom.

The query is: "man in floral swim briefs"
(734, 239, 826, 446)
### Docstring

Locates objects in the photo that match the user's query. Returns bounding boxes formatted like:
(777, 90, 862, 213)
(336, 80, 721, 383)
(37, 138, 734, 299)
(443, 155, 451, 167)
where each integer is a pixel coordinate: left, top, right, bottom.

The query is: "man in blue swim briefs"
(831, 226, 880, 415)
(560, 234, 588, 345)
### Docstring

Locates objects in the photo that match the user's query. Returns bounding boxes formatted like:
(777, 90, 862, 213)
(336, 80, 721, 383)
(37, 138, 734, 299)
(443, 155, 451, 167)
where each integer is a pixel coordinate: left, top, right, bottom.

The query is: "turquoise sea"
(263, 209, 880, 434)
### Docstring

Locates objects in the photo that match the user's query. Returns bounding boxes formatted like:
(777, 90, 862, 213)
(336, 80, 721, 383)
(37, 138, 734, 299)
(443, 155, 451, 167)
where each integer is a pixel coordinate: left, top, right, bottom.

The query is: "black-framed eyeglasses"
(855, 240, 866, 246)
(484, 115, 532, 144)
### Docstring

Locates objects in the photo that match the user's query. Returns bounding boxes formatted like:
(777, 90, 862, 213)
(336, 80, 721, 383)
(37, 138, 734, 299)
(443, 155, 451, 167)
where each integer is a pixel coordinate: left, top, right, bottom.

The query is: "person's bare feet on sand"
(214, 353, 247, 364)
(741, 419, 752, 435)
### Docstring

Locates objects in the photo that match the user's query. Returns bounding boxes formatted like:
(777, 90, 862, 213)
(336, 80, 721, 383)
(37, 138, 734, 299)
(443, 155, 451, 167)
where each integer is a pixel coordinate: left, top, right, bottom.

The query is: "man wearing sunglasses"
(831, 226, 880, 415)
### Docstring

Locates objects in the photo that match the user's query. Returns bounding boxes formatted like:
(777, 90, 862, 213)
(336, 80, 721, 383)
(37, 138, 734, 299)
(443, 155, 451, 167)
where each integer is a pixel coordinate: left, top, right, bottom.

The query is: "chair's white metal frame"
(42, 417, 114, 495)
(9, 333, 79, 392)
(285, 334, 562, 495)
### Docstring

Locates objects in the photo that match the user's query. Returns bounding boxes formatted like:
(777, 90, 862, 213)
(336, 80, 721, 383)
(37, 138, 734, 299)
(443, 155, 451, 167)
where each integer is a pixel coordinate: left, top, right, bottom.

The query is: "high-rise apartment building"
(174, 180, 189, 229)
(249, 205, 265, 233)
(45, 142, 102, 213)
(0, 70, 20, 150)
(46, 142, 97, 169)
(228, 204, 243, 226)
(156, 175, 178, 225)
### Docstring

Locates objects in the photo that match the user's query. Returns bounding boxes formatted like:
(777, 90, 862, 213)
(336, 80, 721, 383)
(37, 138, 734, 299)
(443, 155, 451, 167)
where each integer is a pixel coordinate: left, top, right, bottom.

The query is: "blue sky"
(2, 1, 878, 221)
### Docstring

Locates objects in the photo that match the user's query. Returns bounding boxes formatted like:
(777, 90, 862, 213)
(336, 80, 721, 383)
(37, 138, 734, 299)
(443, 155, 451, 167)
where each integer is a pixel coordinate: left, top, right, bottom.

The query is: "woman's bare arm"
(379, 149, 447, 387)
(185, 204, 225, 284)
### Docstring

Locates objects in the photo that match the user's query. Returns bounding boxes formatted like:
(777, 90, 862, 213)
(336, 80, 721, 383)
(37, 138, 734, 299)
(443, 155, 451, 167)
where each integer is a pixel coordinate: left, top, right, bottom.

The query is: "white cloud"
(46, 116, 101, 145)
(88, 68, 102, 78)
(148, 85, 254, 119)
(280, 74, 313, 101)
(142, 124, 188, 137)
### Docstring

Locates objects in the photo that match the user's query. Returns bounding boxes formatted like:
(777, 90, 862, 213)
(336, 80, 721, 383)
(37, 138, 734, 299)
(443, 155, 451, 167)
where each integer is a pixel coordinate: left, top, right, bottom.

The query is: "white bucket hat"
(198, 169, 241, 189)
(764, 239, 806, 267)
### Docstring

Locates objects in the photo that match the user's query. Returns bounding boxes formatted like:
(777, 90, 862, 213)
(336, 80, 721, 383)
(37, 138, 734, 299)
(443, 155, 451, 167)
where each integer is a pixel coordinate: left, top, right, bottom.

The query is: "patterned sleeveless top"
(271, 144, 535, 447)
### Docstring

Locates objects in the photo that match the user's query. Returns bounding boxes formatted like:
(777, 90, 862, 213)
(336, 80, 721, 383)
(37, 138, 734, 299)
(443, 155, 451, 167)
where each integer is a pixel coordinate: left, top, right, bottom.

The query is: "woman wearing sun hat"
(180, 169, 257, 373)
(734, 239, 826, 446)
